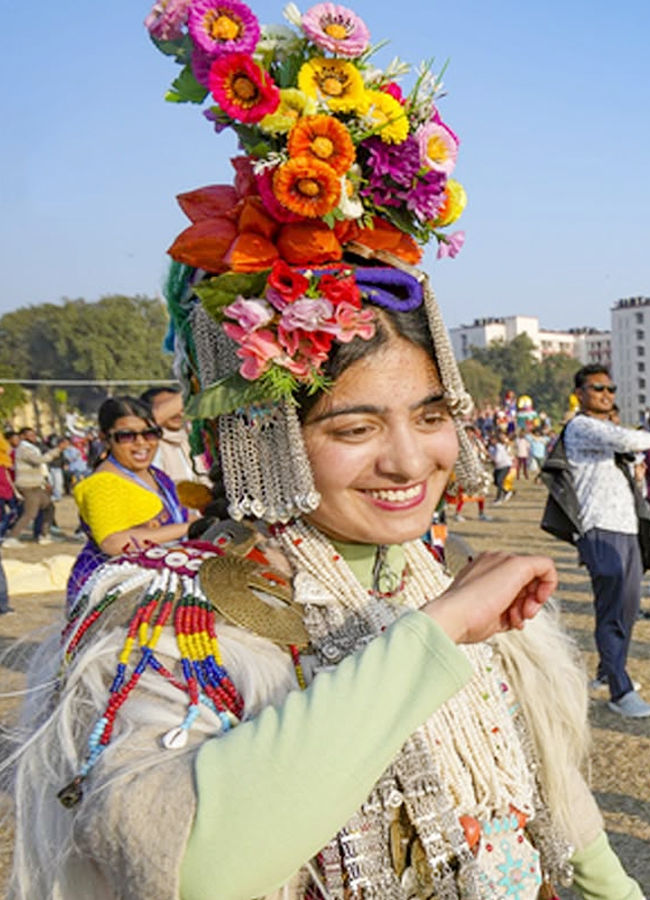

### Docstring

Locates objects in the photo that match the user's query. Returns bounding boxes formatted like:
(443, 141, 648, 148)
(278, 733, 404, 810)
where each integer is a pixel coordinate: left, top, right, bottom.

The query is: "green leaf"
(151, 34, 194, 66)
(194, 271, 272, 319)
(273, 54, 303, 89)
(165, 66, 209, 104)
(186, 374, 274, 418)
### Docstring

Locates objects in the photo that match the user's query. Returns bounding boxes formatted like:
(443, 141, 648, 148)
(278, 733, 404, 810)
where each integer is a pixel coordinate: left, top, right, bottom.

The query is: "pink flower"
(381, 82, 404, 103)
(301, 3, 370, 58)
(279, 297, 333, 331)
(144, 0, 192, 40)
(224, 296, 274, 331)
(437, 230, 465, 259)
(227, 327, 283, 380)
(325, 302, 375, 342)
(209, 53, 280, 124)
(417, 120, 459, 175)
(188, 0, 260, 57)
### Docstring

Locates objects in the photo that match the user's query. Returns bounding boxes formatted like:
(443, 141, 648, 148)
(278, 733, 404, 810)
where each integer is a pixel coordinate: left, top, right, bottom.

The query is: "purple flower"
(188, 0, 260, 57)
(406, 170, 446, 221)
(437, 230, 465, 259)
(279, 297, 333, 331)
(203, 107, 230, 133)
(361, 135, 420, 187)
(144, 0, 192, 41)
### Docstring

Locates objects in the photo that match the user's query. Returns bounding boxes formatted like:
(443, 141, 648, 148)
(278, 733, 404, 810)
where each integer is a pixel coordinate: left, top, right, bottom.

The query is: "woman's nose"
(376, 425, 427, 481)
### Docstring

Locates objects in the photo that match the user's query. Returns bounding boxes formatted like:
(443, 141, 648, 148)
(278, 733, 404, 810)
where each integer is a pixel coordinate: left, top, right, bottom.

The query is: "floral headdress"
(146, 0, 482, 521)
(146, 0, 466, 270)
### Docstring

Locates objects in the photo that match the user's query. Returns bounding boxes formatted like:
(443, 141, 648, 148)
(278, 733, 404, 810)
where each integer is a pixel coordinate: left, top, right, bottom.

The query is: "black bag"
(540, 427, 582, 545)
(614, 451, 650, 571)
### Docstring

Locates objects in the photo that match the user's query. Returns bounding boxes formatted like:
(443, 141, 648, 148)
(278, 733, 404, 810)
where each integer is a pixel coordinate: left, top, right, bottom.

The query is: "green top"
(179, 543, 643, 900)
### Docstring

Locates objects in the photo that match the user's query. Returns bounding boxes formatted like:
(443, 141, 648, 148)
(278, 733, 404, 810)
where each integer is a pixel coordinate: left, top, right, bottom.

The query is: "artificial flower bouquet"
(145, 0, 467, 277)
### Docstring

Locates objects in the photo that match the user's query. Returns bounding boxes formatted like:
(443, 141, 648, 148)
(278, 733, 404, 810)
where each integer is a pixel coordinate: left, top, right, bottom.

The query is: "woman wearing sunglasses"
(66, 396, 192, 608)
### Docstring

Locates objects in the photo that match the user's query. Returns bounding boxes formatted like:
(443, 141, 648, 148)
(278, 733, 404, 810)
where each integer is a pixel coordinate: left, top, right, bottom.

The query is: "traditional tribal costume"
(4, 2, 644, 899)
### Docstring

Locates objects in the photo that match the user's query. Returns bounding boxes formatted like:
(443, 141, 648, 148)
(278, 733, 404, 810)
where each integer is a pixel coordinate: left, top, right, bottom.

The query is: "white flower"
(256, 24, 303, 60)
(282, 2, 303, 27)
(252, 151, 287, 174)
(384, 56, 411, 80)
(338, 166, 364, 219)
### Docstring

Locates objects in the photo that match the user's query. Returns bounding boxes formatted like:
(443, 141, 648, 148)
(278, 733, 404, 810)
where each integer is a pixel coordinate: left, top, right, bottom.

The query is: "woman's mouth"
(363, 483, 425, 509)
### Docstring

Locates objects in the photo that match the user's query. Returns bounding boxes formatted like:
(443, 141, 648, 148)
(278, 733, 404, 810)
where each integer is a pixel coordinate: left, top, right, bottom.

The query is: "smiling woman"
(66, 395, 192, 607)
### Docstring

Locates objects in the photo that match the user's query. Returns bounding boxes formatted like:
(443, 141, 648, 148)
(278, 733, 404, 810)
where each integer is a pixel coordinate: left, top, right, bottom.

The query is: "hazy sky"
(2, 0, 649, 332)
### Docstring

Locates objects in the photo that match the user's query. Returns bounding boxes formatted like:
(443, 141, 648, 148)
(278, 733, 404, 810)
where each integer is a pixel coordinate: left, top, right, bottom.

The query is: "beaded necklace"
(272, 519, 570, 898)
(58, 542, 244, 808)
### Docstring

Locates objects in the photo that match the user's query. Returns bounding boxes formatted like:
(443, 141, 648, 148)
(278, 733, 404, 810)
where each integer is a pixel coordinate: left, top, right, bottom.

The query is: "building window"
(636, 312, 644, 324)
(637, 330, 645, 340)
(640, 378, 647, 389)
(638, 346, 645, 357)
(640, 394, 647, 405)
(640, 362, 646, 372)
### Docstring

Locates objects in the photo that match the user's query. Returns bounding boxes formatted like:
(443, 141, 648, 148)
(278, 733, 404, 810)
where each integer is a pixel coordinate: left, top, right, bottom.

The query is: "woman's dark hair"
(97, 396, 156, 435)
(296, 303, 436, 422)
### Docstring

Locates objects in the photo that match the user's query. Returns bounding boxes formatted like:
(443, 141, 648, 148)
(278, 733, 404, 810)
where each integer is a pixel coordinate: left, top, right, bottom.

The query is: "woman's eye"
(420, 409, 449, 426)
(332, 423, 374, 439)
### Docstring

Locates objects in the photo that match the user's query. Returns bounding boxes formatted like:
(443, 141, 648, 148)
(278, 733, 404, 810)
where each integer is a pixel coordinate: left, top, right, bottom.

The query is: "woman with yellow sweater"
(67, 396, 192, 608)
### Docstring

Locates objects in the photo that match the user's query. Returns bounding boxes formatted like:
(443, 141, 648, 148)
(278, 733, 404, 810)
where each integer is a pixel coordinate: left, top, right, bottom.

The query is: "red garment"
(0, 466, 14, 501)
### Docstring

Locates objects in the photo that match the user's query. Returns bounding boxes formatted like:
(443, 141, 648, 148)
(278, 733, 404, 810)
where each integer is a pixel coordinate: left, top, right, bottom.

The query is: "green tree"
(471, 333, 537, 396)
(0, 364, 26, 424)
(529, 353, 581, 424)
(458, 358, 502, 407)
(0, 295, 173, 415)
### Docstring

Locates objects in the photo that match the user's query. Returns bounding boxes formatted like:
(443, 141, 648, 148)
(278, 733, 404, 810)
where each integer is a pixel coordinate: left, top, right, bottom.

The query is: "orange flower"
(225, 232, 279, 272)
(273, 156, 340, 218)
(176, 185, 240, 223)
(276, 222, 343, 265)
(167, 217, 239, 272)
(352, 217, 422, 265)
(287, 115, 355, 176)
(237, 196, 279, 241)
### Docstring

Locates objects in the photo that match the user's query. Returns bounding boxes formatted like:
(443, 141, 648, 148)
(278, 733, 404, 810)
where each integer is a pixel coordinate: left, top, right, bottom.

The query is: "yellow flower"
(362, 90, 409, 144)
(433, 179, 467, 227)
(259, 88, 317, 135)
(297, 58, 366, 113)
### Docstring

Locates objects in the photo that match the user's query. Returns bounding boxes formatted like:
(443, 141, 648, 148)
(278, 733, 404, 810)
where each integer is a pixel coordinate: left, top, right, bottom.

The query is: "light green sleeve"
(180, 610, 473, 900)
(571, 831, 645, 900)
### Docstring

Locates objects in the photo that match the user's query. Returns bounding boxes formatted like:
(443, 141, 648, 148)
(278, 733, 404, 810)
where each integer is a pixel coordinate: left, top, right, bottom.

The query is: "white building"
(611, 297, 650, 425)
(450, 316, 611, 365)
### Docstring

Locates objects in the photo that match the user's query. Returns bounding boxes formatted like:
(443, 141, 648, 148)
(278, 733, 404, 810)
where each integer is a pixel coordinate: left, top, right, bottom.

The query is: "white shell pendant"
(161, 726, 189, 750)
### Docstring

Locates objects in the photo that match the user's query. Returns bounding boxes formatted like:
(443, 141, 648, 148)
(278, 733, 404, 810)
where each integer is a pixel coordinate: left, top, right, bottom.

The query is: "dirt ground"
(1, 484, 649, 895)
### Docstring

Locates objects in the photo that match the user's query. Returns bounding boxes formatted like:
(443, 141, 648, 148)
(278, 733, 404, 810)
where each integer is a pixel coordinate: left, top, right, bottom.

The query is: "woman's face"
(302, 338, 458, 545)
(104, 415, 159, 473)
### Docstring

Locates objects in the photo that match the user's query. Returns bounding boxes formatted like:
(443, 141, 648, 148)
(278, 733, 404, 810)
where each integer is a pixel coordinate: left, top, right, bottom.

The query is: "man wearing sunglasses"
(564, 364, 650, 717)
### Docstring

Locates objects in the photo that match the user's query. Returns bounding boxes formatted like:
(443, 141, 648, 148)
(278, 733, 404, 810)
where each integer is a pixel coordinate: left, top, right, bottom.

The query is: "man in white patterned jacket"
(566, 364, 650, 718)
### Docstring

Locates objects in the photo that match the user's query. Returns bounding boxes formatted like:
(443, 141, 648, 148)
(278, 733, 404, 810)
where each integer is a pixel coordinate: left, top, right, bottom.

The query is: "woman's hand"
(424, 552, 557, 644)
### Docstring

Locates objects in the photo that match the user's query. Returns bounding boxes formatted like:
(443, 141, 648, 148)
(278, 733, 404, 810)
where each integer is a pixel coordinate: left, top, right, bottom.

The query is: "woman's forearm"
(100, 522, 190, 555)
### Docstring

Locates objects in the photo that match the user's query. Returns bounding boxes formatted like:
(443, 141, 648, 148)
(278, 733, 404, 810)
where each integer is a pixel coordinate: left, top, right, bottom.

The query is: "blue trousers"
(577, 528, 641, 701)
